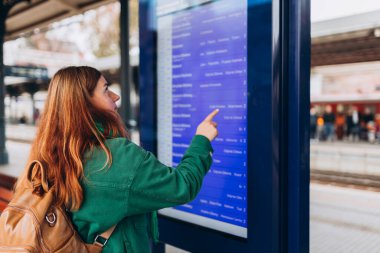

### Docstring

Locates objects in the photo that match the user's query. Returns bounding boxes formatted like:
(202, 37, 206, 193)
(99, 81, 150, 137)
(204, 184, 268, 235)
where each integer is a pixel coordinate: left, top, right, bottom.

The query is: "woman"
(16, 66, 218, 252)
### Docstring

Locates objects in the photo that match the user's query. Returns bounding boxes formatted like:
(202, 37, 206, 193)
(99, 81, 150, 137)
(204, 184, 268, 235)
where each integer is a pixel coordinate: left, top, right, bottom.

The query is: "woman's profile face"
(90, 76, 120, 111)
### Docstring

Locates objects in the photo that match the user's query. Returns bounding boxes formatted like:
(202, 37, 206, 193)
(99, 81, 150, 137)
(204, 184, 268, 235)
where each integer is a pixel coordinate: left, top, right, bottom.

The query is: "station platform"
(310, 140, 380, 178)
(1, 124, 380, 252)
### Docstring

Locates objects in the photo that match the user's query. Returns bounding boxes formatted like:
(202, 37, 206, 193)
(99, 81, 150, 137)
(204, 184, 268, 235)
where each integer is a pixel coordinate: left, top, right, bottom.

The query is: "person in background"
(33, 108, 40, 126)
(335, 104, 345, 141)
(346, 106, 360, 142)
(375, 114, 380, 144)
(323, 105, 335, 141)
(14, 66, 219, 253)
(360, 107, 375, 141)
(367, 121, 376, 144)
(316, 111, 325, 141)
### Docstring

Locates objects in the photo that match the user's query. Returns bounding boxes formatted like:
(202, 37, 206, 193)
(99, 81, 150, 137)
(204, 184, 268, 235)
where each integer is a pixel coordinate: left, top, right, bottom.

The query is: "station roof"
(312, 10, 380, 67)
(4, 1, 380, 68)
(4, 0, 116, 41)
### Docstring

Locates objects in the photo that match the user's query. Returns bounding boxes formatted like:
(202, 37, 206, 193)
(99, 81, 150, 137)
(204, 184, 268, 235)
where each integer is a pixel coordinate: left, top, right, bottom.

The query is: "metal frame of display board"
(138, 0, 310, 252)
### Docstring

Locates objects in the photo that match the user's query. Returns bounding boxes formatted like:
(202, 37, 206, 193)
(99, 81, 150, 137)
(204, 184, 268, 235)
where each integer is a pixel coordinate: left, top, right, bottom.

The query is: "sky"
(311, 0, 380, 22)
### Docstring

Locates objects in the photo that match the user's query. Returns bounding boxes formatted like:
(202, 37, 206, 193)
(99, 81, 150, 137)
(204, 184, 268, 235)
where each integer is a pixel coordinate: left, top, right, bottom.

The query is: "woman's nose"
(110, 91, 120, 102)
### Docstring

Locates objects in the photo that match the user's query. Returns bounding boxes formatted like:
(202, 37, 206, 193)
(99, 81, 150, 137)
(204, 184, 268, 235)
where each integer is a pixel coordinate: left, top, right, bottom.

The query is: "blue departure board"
(157, 0, 247, 238)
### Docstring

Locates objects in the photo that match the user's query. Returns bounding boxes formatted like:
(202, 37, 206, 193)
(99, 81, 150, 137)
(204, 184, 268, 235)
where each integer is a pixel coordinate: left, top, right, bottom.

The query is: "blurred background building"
(3, 1, 135, 126)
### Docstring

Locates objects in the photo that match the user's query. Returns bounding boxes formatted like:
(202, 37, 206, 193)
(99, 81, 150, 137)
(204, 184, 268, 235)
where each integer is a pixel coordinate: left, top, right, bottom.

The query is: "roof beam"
(50, 0, 79, 11)
(7, 0, 46, 19)
(4, 0, 116, 41)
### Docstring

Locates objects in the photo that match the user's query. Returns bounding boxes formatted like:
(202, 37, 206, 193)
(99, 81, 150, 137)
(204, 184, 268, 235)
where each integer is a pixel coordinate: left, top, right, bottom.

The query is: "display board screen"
(157, 0, 247, 238)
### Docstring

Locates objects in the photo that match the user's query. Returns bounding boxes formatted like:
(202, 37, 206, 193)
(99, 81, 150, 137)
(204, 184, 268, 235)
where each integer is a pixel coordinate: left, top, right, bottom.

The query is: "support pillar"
(119, 0, 132, 128)
(0, 0, 30, 164)
(0, 5, 9, 164)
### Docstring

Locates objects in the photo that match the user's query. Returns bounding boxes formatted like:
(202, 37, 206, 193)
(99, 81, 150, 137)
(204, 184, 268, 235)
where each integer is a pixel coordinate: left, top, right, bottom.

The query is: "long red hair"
(16, 66, 128, 211)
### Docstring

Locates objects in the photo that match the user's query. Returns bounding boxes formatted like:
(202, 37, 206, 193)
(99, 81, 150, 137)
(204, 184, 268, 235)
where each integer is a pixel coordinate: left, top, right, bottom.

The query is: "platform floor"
(310, 183, 380, 253)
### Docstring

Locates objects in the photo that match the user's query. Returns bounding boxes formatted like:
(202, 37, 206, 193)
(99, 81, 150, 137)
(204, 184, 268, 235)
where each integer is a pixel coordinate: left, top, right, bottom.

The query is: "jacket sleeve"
(126, 135, 213, 216)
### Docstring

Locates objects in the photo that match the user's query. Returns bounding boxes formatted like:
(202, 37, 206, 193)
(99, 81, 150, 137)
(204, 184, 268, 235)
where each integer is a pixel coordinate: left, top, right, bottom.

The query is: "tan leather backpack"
(0, 160, 115, 253)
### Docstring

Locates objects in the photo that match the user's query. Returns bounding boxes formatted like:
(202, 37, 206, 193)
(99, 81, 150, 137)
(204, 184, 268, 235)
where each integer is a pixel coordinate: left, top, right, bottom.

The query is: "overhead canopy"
(4, 1, 380, 68)
(312, 10, 380, 67)
(4, 0, 116, 41)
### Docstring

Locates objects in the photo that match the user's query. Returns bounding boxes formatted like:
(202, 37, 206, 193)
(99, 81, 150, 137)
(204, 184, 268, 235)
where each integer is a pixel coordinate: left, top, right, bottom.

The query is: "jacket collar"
(95, 122, 118, 138)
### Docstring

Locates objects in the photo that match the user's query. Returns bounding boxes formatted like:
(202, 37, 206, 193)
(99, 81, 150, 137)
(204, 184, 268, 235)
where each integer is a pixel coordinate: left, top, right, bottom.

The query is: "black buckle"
(94, 235, 108, 247)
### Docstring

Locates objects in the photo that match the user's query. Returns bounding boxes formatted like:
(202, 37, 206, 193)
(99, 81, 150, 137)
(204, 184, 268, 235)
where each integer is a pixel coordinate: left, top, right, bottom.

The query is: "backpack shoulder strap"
(93, 224, 117, 248)
(27, 160, 49, 193)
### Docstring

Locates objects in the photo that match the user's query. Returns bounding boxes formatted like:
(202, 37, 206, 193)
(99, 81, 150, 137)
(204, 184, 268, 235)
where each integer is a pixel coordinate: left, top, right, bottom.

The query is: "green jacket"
(71, 135, 213, 253)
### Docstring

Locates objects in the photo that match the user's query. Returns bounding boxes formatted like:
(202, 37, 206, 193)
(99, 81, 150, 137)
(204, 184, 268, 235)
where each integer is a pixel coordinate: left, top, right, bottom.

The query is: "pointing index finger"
(204, 109, 219, 122)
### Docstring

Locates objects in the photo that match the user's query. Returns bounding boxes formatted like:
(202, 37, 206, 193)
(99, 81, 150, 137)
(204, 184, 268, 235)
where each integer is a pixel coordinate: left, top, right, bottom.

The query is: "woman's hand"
(196, 109, 219, 141)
